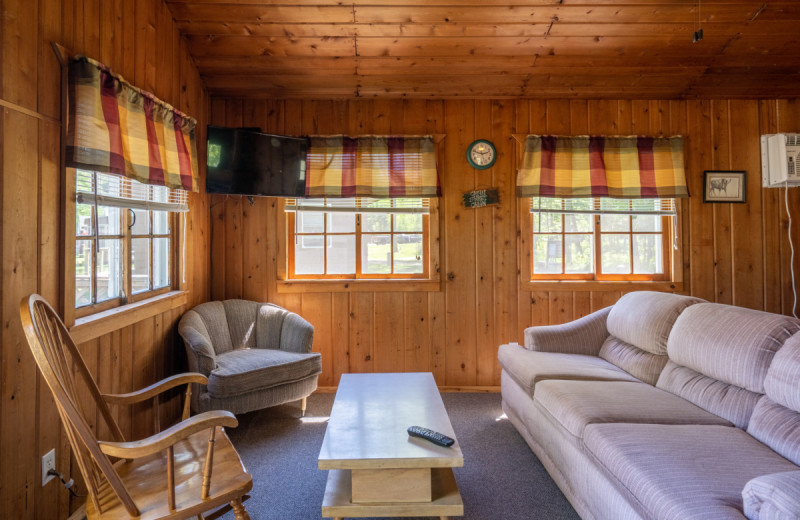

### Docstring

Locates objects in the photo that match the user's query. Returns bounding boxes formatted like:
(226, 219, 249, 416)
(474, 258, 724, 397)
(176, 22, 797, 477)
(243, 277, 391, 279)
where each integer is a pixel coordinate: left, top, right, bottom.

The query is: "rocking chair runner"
(20, 294, 253, 520)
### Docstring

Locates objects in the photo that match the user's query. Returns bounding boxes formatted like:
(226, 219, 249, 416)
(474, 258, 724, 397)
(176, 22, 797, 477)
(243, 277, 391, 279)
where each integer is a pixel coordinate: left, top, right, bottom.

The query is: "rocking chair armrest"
(98, 410, 238, 459)
(102, 373, 208, 405)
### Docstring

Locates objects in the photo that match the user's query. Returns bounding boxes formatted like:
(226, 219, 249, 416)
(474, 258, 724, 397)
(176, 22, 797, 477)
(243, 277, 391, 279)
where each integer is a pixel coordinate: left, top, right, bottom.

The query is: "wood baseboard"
(315, 385, 500, 394)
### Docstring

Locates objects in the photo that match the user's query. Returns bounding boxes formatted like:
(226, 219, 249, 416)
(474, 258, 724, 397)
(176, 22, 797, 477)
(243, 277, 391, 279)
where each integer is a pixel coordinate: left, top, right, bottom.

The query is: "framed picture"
(703, 170, 746, 203)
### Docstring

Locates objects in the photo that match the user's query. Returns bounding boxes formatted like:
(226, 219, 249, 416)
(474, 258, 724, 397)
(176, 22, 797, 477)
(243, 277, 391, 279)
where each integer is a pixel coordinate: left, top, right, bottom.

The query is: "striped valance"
(517, 135, 688, 199)
(67, 56, 199, 192)
(305, 136, 441, 198)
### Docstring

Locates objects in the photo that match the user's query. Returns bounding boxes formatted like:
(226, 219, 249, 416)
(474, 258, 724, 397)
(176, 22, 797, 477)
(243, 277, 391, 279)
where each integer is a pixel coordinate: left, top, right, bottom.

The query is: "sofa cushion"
(534, 380, 732, 439)
(742, 471, 800, 520)
(657, 361, 764, 429)
(498, 344, 638, 397)
(208, 349, 322, 398)
(666, 303, 800, 394)
(763, 333, 800, 413)
(606, 291, 703, 356)
(584, 423, 799, 520)
(747, 397, 800, 467)
(599, 337, 669, 385)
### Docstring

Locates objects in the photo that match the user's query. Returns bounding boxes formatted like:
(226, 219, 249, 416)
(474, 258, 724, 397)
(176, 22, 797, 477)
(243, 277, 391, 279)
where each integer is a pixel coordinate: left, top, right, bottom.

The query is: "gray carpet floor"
(223, 392, 579, 520)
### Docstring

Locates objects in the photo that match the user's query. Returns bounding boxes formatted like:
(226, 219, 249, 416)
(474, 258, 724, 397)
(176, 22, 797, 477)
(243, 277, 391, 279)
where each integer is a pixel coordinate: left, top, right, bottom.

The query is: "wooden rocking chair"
(20, 294, 252, 520)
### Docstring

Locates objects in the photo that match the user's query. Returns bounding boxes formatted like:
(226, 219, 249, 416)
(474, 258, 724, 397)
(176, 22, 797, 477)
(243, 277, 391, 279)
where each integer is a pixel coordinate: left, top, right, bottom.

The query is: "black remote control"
(407, 426, 455, 447)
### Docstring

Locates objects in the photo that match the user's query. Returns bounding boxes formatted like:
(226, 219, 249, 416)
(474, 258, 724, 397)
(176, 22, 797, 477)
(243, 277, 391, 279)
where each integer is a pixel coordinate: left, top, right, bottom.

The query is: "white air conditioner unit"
(762, 133, 800, 187)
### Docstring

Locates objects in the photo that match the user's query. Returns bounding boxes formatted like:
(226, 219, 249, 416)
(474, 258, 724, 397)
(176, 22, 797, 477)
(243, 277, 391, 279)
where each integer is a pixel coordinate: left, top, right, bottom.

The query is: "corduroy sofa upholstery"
(499, 291, 800, 520)
(178, 300, 321, 415)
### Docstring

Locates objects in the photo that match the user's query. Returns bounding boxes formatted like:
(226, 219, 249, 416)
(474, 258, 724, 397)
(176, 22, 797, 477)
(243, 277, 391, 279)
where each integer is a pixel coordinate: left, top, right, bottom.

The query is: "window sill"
(521, 280, 684, 292)
(69, 290, 188, 344)
(277, 279, 441, 293)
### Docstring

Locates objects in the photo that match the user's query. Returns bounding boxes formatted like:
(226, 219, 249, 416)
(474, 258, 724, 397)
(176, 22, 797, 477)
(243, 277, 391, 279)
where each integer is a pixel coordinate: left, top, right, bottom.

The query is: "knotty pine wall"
(1, 1, 209, 518)
(209, 98, 800, 390)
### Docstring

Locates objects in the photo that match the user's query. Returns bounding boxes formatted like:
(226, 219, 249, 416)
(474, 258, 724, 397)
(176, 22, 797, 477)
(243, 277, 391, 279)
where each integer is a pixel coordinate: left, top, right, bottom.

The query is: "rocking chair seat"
(88, 426, 251, 520)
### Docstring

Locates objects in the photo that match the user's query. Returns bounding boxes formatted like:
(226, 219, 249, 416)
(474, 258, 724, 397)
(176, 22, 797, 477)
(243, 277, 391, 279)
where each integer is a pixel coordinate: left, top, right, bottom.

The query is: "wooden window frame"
(278, 198, 441, 292)
(519, 198, 685, 292)
(64, 168, 185, 325)
(287, 209, 429, 280)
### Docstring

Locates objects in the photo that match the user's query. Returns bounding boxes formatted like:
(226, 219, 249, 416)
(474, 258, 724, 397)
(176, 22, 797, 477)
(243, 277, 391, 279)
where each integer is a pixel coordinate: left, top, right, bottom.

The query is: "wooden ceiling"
(165, 1, 800, 99)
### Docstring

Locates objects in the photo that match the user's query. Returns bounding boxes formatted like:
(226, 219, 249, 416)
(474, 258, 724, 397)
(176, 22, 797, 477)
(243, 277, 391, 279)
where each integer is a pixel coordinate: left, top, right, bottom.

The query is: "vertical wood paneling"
(207, 96, 800, 396)
(712, 100, 733, 304)
(730, 101, 763, 310)
(444, 100, 477, 386)
(1, 110, 39, 520)
(1, 0, 210, 517)
(474, 99, 495, 386)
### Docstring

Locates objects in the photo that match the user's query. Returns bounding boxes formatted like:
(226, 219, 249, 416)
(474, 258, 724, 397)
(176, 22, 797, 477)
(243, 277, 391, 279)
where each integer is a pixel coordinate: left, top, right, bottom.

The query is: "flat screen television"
(206, 125, 308, 197)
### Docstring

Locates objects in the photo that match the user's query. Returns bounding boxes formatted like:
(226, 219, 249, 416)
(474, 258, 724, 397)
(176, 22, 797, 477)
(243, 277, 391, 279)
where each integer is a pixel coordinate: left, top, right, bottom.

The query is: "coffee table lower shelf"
(321, 467, 464, 519)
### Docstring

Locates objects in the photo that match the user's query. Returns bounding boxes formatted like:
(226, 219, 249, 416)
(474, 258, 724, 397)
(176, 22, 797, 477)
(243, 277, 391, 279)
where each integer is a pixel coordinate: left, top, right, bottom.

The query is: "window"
(530, 197, 674, 281)
(286, 198, 430, 279)
(74, 170, 186, 315)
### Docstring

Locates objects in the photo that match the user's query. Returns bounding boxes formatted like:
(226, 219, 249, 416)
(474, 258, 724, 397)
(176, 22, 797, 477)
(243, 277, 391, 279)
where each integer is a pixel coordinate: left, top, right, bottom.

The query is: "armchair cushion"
(208, 349, 322, 399)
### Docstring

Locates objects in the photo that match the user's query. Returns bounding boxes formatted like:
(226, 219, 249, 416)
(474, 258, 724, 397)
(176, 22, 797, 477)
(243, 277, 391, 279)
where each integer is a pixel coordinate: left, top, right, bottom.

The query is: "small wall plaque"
(463, 188, 500, 208)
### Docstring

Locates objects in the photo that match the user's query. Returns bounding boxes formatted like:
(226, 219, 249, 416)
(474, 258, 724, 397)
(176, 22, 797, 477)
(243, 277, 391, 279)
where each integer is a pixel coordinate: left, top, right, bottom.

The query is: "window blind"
(530, 197, 675, 216)
(285, 197, 429, 214)
(76, 170, 189, 212)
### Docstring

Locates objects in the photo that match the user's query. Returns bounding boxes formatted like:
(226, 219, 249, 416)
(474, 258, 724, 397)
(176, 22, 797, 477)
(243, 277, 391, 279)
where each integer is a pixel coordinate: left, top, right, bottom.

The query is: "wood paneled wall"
(0, 1, 209, 518)
(208, 98, 800, 390)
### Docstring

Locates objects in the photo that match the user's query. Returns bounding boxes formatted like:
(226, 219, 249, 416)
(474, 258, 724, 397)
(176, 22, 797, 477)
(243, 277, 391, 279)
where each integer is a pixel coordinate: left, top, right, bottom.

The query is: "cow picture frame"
(703, 170, 746, 203)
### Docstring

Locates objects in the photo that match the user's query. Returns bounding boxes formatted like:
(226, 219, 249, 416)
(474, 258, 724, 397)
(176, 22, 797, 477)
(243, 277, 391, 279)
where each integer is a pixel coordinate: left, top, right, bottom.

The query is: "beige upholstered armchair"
(178, 300, 321, 416)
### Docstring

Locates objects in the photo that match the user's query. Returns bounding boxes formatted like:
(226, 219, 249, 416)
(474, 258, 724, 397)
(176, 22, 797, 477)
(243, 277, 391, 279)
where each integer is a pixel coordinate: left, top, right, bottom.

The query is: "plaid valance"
(66, 56, 199, 192)
(517, 135, 688, 199)
(305, 136, 441, 198)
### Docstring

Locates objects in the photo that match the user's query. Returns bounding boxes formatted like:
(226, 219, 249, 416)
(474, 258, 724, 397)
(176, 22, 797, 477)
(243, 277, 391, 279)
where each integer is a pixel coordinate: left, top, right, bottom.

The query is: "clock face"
(467, 140, 496, 169)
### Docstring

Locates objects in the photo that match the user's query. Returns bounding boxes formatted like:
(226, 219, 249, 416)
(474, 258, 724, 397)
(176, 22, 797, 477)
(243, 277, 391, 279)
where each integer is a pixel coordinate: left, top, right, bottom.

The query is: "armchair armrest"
(743, 471, 800, 520)
(177, 322, 217, 375)
(102, 373, 208, 406)
(280, 313, 315, 353)
(524, 306, 611, 356)
(98, 410, 238, 459)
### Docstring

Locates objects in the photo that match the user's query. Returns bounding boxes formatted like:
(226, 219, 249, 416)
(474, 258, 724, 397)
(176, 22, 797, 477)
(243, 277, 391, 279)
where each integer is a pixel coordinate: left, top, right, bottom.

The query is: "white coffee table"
(318, 372, 464, 519)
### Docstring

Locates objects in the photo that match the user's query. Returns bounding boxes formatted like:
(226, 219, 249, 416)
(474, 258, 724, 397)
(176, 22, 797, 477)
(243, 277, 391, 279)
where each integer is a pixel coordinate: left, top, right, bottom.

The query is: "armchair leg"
(301, 396, 307, 417)
(231, 498, 250, 520)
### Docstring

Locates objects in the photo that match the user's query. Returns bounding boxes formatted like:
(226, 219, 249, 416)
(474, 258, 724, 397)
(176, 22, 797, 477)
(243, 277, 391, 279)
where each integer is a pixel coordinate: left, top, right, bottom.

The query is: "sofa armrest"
(743, 470, 800, 520)
(280, 313, 315, 354)
(177, 323, 217, 376)
(524, 306, 611, 356)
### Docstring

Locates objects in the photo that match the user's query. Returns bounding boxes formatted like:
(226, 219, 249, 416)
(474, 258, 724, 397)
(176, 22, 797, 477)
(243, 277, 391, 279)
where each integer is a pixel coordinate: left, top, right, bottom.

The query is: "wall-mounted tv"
(206, 125, 308, 197)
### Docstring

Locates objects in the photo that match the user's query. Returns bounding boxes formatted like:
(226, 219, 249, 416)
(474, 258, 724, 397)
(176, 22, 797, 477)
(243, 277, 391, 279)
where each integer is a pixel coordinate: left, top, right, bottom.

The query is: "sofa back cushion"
(606, 292, 704, 356)
(747, 334, 800, 466)
(658, 303, 800, 429)
(600, 291, 703, 384)
(665, 303, 799, 393)
(599, 338, 669, 386)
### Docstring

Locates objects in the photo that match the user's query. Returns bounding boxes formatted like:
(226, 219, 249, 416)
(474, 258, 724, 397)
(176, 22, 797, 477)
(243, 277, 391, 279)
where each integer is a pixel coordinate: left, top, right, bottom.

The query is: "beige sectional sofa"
(498, 291, 800, 520)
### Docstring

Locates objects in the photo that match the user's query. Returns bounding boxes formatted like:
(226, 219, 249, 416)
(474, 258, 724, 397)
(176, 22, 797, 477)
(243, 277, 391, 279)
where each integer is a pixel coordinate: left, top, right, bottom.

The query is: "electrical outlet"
(42, 449, 56, 486)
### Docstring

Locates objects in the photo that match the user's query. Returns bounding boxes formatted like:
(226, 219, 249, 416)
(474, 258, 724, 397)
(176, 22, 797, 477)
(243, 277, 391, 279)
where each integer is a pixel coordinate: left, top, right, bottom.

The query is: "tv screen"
(206, 125, 308, 197)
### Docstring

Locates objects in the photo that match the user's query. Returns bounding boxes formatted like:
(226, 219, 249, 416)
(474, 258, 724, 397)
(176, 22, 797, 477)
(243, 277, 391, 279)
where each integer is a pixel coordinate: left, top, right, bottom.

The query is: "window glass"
(131, 238, 150, 293)
(288, 197, 430, 279)
(73, 170, 181, 312)
(530, 197, 672, 281)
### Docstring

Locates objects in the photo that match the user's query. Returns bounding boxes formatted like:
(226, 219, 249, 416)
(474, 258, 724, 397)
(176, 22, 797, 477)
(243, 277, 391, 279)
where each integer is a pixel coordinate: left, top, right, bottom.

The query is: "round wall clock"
(467, 139, 497, 169)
